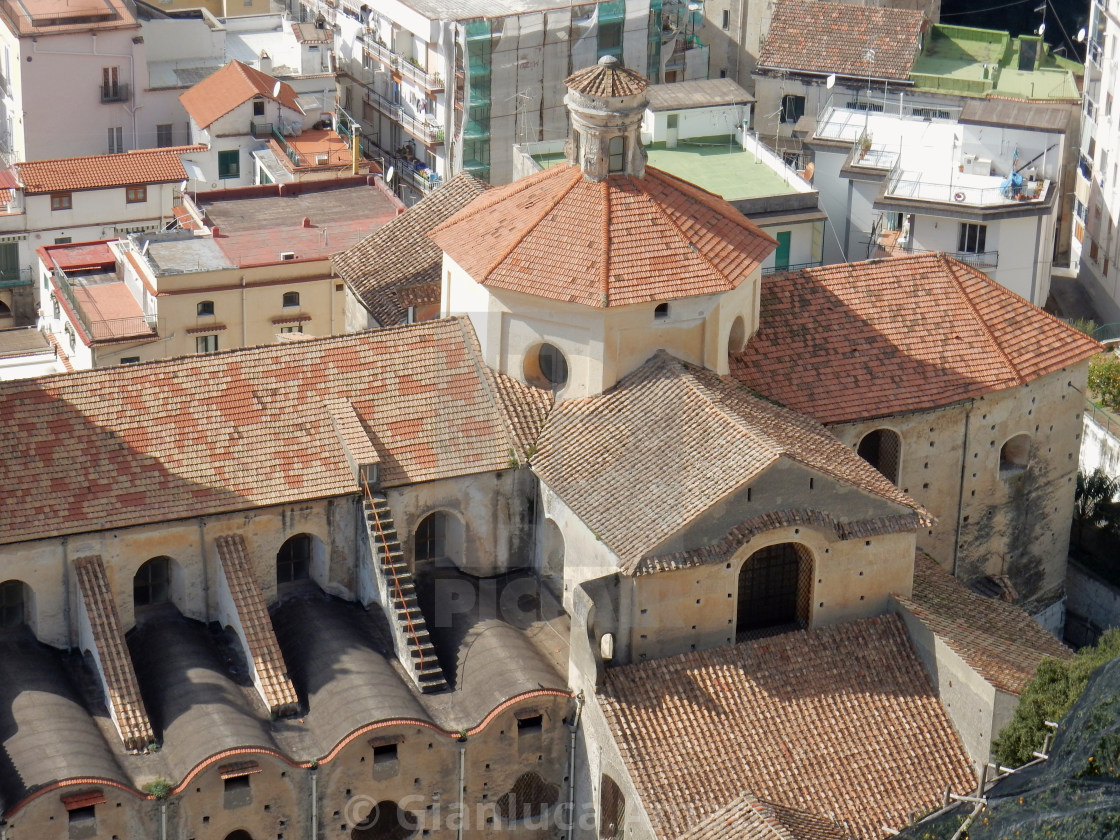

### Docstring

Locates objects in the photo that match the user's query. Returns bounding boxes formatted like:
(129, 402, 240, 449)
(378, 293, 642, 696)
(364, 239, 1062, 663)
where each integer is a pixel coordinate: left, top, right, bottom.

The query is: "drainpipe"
(240, 275, 247, 348)
(160, 798, 167, 840)
(565, 692, 585, 840)
(310, 765, 318, 839)
(456, 738, 466, 840)
(952, 399, 976, 578)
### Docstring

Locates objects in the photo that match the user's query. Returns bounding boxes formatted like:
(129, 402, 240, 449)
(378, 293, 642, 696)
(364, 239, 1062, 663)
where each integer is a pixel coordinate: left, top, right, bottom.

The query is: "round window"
(538, 343, 568, 386)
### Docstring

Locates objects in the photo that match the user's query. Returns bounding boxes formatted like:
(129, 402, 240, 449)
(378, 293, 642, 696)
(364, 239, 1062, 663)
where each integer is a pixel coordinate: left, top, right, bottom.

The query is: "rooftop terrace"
(911, 25, 1082, 100)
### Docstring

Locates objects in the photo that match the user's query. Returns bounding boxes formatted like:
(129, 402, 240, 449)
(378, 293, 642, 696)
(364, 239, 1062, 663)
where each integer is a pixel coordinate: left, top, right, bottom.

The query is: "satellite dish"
(826, 73, 836, 89)
(272, 80, 282, 98)
(385, 166, 395, 183)
(1078, 27, 1087, 42)
(1037, 22, 1045, 36)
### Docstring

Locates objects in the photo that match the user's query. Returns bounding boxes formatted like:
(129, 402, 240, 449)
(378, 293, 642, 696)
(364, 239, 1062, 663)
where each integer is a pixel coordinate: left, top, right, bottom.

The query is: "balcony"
(100, 83, 129, 104)
(360, 32, 444, 91)
(0, 267, 29, 288)
(762, 260, 824, 276)
(52, 270, 157, 343)
(885, 168, 1050, 209)
(363, 88, 444, 146)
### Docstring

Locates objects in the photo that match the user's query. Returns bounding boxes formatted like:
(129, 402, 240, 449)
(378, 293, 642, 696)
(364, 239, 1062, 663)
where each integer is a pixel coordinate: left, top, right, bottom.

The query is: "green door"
(774, 231, 791, 271)
(0, 242, 19, 282)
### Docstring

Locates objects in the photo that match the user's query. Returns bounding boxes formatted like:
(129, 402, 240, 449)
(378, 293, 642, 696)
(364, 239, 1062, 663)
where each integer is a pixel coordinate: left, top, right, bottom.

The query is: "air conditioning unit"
(316, 154, 330, 165)
(280, 251, 296, 261)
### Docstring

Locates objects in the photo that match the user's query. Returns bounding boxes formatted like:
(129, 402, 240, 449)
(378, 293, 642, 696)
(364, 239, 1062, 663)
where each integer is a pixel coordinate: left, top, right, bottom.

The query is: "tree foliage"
(994, 628, 1120, 766)
(1074, 468, 1120, 548)
(1088, 353, 1120, 412)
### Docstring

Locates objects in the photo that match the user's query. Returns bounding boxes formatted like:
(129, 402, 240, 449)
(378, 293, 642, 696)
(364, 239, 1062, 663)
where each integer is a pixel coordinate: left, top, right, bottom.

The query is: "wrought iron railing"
(762, 260, 823, 276)
(0, 267, 30, 287)
(100, 83, 129, 104)
(360, 31, 444, 90)
(363, 88, 443, 145)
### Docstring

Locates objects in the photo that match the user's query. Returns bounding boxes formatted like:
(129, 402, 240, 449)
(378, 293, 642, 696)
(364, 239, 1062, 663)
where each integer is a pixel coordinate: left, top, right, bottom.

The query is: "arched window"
(1000, 434, 1030, 477)
(608, 136, 625, 173)
(496, 772, 559, 822)
(857, 428, 901, 485)
(524, 343, 569, 390)
(277, 534, 312, 584)
(736, 543, 813, 640)
(197, 300, 214, 316)
(224, 832, 254, 840)
(0, 580, 28, 627)
(600, 774, 625, 839)
(415, 513, 447, 562)
(654, 302, 670, 320)
(282, 291, 300, 307)
(134, 557, 171, 608)
(350, 800, 418, 840)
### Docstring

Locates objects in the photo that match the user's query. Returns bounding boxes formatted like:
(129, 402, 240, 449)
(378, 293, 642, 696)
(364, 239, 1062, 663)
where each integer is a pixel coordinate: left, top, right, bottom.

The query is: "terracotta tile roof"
(430, 164, 776, 308)
(179, 60, 303, 129)
(895, 553, 1072, 695)
(15, 148, 198, 194)
(532, 352, 923, 573)
(758, 0, 926, 81)
(333, 173, 489, 326)
(565, 56, 649, 98)
(731, 254, 1102, 424)
(73, 555, 155, 751)
(600, 615, 975, 840)
(0, 318, 545, 546)
(676, 793, 847, 840)
(214, 535, 299, 715)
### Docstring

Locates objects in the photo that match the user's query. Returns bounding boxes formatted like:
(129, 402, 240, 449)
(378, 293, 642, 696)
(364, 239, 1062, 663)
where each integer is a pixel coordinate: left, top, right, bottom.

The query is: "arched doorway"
(0, 580, 29, 628)
(413, 511, 463, 569)
(857, 428, 901, 484)
(350, 800, 418, 840)
(224, 832, 254, 840)
(736, 543, 813, 640)
(134, 556, 172, 610)
(277, 534, 313, 585)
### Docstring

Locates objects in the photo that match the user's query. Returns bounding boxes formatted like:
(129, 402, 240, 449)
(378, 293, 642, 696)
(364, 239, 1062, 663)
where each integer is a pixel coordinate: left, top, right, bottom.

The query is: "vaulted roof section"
(532, 352, 923, 572)
(429, 164, 776, 308)
(180, 60, 302, 130)
(758, 0, 926, 81)
(732, 254, 1101, 424)
(0, 318, 550, 546)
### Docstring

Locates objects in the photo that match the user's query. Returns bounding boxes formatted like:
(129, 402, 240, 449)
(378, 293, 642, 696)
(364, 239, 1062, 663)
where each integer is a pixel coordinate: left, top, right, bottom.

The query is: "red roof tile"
(0, 318, 545, 546)
(73, 555, 155, 751)
(731, 254, 1101, 424)
(565, 56, 649, 98)
(600, 615, 975, 840)
(180, 60, 303, 130)
(895, 553, 1072, 695)
(430, 164, 776, 308)
(533, 353, 923, 572)
(16, 148, 198, 194)
(215, 535, 299, 715)
(676, 793, 847, 840)
(758, 0, 926, 81)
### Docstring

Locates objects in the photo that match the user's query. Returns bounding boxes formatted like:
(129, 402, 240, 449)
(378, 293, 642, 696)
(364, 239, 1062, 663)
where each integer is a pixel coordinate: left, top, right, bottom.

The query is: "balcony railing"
(762, 260, 824, 276)
(52, 270, 156, 342)
(886, 175, 1048, 208)
(363, 88, 444, 145)
(888, 245, 999, 270)
(100, 83, 129, 104)
(0, 267, 29, 287)
(360, 31, 444, 91)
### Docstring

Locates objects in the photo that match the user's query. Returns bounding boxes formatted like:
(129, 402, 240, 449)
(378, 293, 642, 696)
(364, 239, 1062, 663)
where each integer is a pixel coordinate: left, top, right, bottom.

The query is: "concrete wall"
(384, 469, 536, 577)
(1067, 560, 1120, 641)
(444, 253, 759, 399)
(829, 364, 1089, 603)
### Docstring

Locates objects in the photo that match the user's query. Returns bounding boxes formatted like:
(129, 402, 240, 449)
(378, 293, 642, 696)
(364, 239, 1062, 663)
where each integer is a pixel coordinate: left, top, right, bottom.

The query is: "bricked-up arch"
(497, 771, 560, 821)
(600, 774, 626, 839)
(736, 543, 813, 640)
(350, 800, 418, 840)
(0, 579, 30, 628)
(857, 428, 901, 485)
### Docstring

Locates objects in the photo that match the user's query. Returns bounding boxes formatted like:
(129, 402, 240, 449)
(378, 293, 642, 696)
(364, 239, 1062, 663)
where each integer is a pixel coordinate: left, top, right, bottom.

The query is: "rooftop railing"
(52, 270, 156, 342)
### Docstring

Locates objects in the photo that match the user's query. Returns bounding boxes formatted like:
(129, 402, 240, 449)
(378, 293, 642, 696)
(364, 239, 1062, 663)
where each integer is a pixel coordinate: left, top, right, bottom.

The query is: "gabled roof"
(0, 318, 550, 546)
(758, 0, 926, 81)
(430, 164, 776, 308)
(333, 173, 489, 326)
(532, 352, 923, 572)
(600, 615, 974, 839)
(675, 793, 847, 840)
(179, 60, 303, 129)
(731, 254, 1101, 424)
(15, 147, 202, 194)
(895, 553, 1072, 695)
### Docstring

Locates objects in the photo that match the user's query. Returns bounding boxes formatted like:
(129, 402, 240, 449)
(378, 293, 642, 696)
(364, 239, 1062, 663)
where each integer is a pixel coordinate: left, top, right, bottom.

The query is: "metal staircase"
(363, 488, 447, 693)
